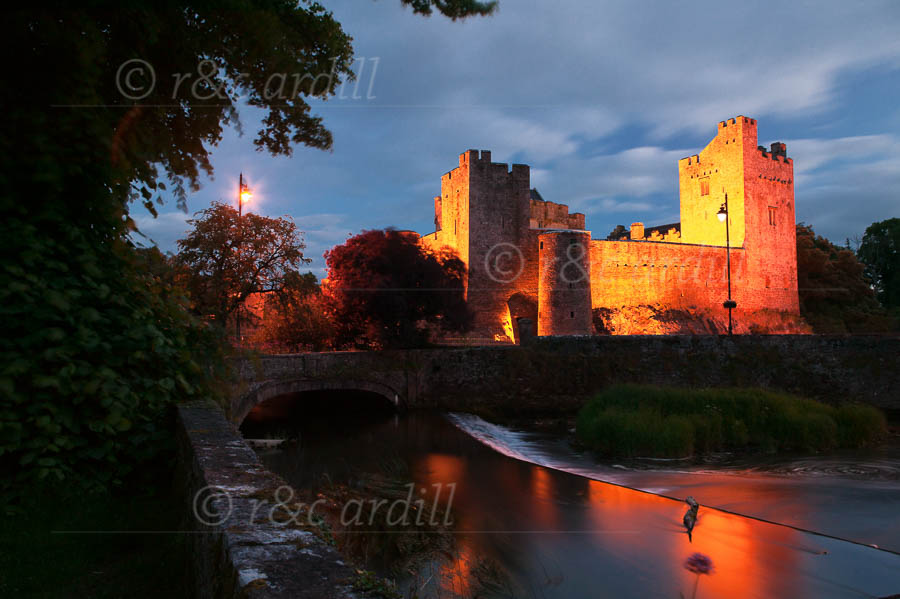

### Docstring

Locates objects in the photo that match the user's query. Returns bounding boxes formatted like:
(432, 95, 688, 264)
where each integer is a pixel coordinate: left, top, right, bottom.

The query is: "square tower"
(678, 116, 798, 312)
(425, 150, 534, 336)
(678, 116, 759, 247)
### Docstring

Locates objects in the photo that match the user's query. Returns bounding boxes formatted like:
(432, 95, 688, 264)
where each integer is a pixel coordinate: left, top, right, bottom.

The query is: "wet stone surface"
(176, 401, 361, 599)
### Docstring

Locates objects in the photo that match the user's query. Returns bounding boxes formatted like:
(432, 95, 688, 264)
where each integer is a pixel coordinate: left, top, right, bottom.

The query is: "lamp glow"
(717, 204, 727, 222)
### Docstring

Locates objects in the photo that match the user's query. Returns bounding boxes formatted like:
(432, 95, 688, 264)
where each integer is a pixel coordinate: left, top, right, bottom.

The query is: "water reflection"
(449, 412, 900, 553)
(246, 403, 900, 598)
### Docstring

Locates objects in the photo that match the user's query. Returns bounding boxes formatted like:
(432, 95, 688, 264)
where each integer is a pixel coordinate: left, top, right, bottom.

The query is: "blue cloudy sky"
(135, 0, 900, 278)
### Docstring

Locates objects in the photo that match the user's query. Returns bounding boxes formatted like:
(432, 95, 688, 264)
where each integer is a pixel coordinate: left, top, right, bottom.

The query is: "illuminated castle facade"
(420, 116, 807, 341)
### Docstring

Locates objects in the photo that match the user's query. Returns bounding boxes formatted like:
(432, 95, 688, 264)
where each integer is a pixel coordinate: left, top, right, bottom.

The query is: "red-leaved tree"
(324, 229, 471, 348)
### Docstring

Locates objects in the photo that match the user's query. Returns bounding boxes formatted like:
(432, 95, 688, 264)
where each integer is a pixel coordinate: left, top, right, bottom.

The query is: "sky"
(134, 0, 900, 278)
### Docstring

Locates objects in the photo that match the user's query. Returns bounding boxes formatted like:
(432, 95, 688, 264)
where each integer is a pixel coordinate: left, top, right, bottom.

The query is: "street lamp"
(239, 173, 252, 218)
(717, 195, 737, 336)
(236, 173, 252, 345)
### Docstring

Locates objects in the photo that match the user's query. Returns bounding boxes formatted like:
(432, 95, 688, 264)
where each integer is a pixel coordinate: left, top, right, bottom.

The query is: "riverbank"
(576, 384, 887, 458)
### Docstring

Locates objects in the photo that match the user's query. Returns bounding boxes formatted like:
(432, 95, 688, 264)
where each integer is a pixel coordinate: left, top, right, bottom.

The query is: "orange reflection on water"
(417, 453, 478, 596)
(420, 452, 465, 484)
(685, 508, 802, 599)
(529, 466, 562, 530)
(585, 478, 804, 598)
(438, 536, 476, 597)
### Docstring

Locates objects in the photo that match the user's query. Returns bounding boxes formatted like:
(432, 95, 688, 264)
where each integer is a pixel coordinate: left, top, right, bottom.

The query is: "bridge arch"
(232, 378, 404, 424)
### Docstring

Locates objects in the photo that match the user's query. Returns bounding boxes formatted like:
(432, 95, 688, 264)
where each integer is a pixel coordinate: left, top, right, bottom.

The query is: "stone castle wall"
(421, 116, 807, 340)
(589, 239, 746, 313)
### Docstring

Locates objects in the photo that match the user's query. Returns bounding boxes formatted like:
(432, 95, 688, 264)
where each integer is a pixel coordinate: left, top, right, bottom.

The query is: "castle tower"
(741, 129, 799, 312)
(423, 150, 535, 338)
(677, 116, 799, 313)
(538, 230, 592, 336)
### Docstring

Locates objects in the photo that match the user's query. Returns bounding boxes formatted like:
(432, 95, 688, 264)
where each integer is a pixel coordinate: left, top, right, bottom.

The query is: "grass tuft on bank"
(576, 384, 887, 458)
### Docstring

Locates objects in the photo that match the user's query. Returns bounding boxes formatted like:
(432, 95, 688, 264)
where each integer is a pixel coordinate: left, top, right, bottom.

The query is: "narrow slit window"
(768, 206, 777, 226)
(570, 311, 575, 318)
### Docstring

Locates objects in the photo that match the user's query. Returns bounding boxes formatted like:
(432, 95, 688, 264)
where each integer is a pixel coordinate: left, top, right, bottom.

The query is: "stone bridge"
(231, 351, 415, 422)
(229, 335, 900, 423)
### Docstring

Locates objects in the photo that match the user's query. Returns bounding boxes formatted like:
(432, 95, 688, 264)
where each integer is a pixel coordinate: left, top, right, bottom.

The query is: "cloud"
(787, 135, 900, 241)
(295, 212, 353, 271)
(787, 134, 897, 179)
(139, 0, 900, 262)
(132, 211, 192, 251)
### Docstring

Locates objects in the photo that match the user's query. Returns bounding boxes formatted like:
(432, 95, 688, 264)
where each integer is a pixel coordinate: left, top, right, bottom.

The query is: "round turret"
(537, 230, 592, 336)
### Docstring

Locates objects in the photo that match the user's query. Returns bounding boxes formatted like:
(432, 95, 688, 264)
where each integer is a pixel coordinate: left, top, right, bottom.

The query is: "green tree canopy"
(401, 0, 497, 18)
(796, 224, 895, 333)
(1, 2, 495, 499)
(857, 217, 900, 310)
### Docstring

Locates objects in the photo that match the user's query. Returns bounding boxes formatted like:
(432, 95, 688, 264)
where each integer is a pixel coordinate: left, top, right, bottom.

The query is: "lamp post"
(236, 173, 252, 345)
(717, 195, 736, 336)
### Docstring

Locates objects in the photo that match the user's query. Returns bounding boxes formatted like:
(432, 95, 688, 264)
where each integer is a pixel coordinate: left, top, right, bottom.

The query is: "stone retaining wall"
(176, 401, 359, 598)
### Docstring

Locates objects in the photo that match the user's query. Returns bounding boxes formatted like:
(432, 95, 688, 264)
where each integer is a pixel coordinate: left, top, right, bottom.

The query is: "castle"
(419, 116, 808, 341)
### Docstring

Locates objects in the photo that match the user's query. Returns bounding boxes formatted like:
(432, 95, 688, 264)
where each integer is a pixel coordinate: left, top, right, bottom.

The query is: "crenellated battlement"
(422, 117, 802, 341)
(757, 142, 792, 165)
(456, 149, 530, 177)
(459, 149, 491, 166)
(719, 115, 757, 129)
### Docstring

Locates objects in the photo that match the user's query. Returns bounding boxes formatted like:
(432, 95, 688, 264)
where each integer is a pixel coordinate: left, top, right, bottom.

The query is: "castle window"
(540, 241, 543, 250)
(570, 311, 574, 318)
(768, 206, 777, 226)
(700, 178, 710, 196)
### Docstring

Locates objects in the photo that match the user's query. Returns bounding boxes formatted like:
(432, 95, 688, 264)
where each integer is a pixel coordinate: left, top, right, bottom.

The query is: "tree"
(795, 224, 896, 333)
(176, 202, 310, 327)
(250, 272, 336, 352)
(857, 218, 900, 310)
(0, 2, 495, 498)
(401, 0, 497, 19)
(324, 230, 471, 348)
(4, 2, 496, 219)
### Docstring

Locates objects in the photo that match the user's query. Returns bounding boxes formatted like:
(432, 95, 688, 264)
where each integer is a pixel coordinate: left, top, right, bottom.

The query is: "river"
(243, 396, 900, 598)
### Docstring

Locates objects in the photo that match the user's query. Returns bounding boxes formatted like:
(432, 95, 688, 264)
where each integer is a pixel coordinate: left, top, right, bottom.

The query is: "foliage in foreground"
(0, 476, 188, 598)
(2, 2, 494, 503)
(576, 385, 887, 458)
(0, 224, 228, 502)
